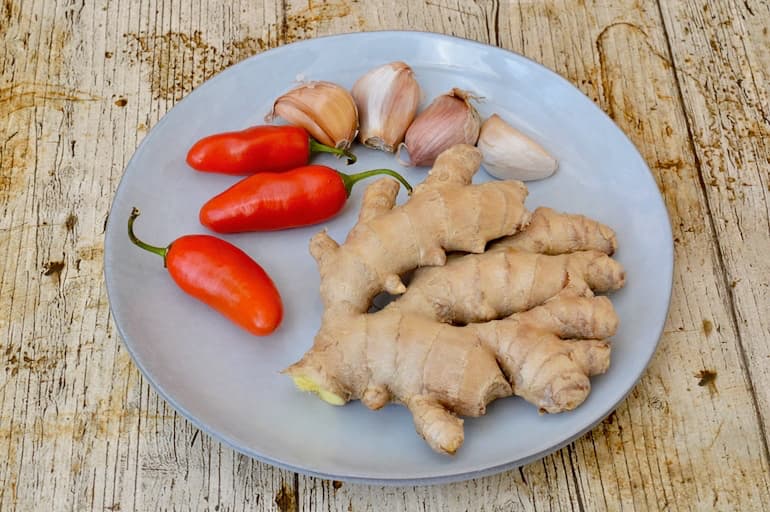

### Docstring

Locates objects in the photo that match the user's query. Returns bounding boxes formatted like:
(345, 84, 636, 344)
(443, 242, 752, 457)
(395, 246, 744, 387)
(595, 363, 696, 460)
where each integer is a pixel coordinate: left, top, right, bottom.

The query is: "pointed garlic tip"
(401, 88, 481, 167)
(477, 114, 558, 181)
(351, 61, 422, 153)
(269, 81, 359, 149)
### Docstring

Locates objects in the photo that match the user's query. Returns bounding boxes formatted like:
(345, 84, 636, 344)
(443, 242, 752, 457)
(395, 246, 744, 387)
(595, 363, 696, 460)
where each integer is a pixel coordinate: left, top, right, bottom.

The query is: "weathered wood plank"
(0, 0, 297, 510)
(657, 0, 770, 453)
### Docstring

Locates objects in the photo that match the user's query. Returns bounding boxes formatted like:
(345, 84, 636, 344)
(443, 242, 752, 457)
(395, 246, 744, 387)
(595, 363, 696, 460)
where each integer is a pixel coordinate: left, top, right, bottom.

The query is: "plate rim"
(103, 29, 675, 485)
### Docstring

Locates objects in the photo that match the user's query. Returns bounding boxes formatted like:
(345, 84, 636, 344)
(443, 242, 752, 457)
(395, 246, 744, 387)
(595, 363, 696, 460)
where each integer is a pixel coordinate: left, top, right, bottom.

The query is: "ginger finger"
(532, 366, 592, 413)
(415, 143, 481, 188)
(408, 395, 464, 455)
(393, 250, 625, 325)
(521, 295, 619, 340)
(567, 250, 626, 292)
(495, 207, 617, 255)
(348, 178, 400, 238)
(564, 339, 611, 376)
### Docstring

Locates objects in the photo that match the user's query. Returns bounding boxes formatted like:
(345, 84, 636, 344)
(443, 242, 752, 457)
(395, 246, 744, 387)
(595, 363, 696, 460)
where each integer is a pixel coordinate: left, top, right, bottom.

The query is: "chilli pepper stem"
(309, 138, 357, 165)
(128, 207, 169, 266)
(338, 169, 413, 197)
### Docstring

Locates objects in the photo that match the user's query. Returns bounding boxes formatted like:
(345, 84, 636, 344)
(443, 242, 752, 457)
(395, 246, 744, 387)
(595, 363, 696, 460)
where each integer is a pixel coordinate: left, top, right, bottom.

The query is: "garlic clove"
(268, 81, 358, 149)
(351, 61, 421, 152)
(477, 114, 558, 181)
(272, 96, 331, 146)
(399, 88, 481, 167)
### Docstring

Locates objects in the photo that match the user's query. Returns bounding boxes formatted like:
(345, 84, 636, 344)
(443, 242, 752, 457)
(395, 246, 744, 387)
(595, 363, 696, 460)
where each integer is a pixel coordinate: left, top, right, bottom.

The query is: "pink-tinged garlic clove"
(267, 81, 358, 149)
(477, 114, 558, 181)
(398, 88, 481, 167)
(352, 61, 422, 152)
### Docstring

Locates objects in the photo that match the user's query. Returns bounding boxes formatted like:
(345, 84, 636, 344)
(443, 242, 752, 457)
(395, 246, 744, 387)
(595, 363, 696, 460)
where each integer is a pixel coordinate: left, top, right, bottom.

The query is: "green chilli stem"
(338, 168, 413, 197)
(128, 207, 169, 267)
(309, 138, 357, 165)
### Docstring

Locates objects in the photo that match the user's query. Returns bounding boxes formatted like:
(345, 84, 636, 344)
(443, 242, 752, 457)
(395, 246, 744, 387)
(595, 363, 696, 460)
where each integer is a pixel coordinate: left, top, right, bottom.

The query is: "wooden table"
(2, 0, 769, 509)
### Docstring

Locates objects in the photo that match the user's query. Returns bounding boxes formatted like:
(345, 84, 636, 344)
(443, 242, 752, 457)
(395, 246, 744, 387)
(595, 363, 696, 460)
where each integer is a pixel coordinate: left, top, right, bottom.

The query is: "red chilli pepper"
(186, 125, 356, 175)
(199, 165, 413, 233)
(128, 208, 283, 336)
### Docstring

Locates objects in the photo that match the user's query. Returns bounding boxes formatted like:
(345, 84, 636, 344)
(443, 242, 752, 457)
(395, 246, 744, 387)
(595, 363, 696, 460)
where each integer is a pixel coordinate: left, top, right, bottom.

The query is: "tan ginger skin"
(284, 144, 625, 455)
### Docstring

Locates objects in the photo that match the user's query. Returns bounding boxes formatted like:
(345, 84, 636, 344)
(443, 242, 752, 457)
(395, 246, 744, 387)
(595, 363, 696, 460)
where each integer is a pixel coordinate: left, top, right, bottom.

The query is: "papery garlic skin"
(400, 88, 481, 167)
(268, 81, 358, 149)
(477, 114, 558, 181)
(352, 61, 421, 152)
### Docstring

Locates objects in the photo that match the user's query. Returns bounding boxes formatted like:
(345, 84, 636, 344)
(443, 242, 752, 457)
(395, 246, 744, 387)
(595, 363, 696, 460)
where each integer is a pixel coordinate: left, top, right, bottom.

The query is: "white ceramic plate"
(104, 31, 673, 485)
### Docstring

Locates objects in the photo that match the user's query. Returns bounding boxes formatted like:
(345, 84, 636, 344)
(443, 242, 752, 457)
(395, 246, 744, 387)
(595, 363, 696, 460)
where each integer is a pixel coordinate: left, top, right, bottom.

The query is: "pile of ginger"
(284, 144, 625, 455)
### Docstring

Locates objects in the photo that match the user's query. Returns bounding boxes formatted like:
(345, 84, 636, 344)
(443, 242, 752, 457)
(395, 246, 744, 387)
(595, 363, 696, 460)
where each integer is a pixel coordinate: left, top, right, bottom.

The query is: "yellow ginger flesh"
(284, 144, 625, 455)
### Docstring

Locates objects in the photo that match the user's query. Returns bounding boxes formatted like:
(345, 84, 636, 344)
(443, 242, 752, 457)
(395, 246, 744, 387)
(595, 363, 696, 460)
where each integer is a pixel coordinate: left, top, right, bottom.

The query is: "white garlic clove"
(399, 88, 481, 167)
(268, 81, 358, 149)
(352, 61, 421, 152)
(477, 114, 558, 181)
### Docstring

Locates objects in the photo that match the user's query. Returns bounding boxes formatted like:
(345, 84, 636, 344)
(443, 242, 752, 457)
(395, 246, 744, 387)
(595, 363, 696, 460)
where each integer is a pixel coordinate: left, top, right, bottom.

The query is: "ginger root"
(284, 144, 625, 455)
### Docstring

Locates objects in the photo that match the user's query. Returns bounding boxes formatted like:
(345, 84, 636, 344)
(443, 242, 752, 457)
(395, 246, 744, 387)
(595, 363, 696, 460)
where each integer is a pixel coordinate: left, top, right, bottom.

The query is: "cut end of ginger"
(292, 375, 346, 406)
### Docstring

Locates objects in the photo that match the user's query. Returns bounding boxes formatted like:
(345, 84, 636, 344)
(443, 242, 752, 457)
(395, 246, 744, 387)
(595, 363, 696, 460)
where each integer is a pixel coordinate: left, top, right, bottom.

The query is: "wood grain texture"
(657, 0, 770, 459)
(0, 1, 296, 510)
(1, 0, 769, 510)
